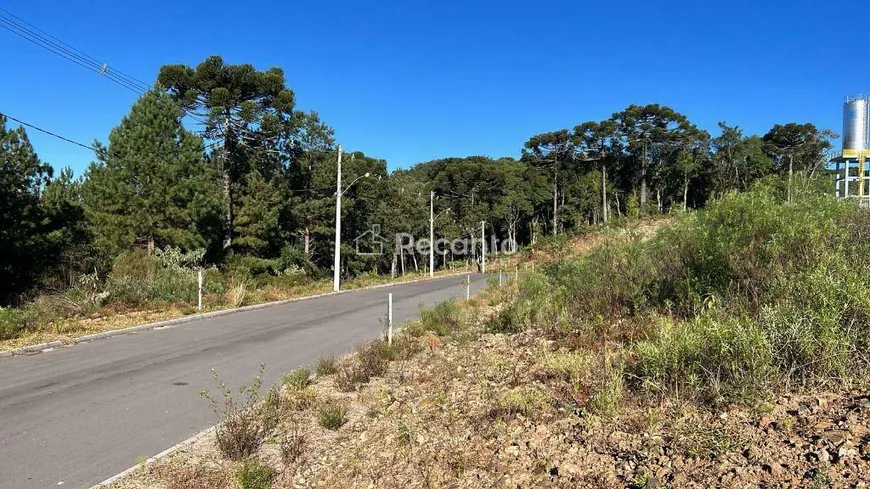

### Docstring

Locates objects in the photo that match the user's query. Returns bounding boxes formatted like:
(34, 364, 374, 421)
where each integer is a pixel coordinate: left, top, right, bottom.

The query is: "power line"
(0, 7, 151, 93)
(0, 8, 211, 126)
(0, 8, 256, 145)
(0, 111, 97, 152)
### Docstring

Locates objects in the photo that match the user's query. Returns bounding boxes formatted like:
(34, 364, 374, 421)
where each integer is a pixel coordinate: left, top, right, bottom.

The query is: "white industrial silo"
(843, 96, 869, 153)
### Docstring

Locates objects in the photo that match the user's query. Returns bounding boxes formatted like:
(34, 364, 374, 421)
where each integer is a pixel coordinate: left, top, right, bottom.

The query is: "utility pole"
(429, 190, 435, 278)
(481, 221, 486, 274)
(333, 146, 343, 292)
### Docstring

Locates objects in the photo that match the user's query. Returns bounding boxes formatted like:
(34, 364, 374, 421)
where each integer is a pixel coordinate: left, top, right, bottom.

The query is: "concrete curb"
(1, 272, 473, 358)
(90, 426, 217, 488)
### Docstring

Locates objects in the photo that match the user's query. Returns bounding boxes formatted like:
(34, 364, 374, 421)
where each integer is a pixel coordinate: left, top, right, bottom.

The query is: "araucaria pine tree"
(83, 89, 222, 258)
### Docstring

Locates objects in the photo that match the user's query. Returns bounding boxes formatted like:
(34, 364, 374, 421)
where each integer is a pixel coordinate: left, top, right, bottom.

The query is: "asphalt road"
(0, 273, 490, 489)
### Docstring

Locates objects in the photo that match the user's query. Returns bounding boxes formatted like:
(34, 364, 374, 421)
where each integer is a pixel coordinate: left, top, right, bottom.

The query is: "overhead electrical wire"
(0, 8, 288, 153)
(0, 9, 149, 94)
(0, 111, 97, 152)
(0, 7, 214, 127)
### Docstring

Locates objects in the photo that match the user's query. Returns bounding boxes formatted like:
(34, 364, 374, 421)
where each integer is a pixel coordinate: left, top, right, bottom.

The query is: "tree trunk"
(222, 113, 233, 250)
(601, 163, 608, 223)
(640, 142, 648, 211)
(531, 215, 539, 244)
(222, 166, 233, 249)
(412, 253, 418, 273)
(303, 226, 310, 257)
(400, 245, 406, 276)
(391, 251, 397, 278)
(683, 174, 689, 211)
(552, 173, 558, 235)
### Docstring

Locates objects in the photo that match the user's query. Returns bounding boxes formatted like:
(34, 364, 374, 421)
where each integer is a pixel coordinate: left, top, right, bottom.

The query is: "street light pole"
(430, 190, 435, 278)
(333, 146, 343, 292)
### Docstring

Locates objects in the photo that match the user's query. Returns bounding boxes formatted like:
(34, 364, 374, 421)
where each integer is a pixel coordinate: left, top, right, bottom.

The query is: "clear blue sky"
(1, 0, 867, 176)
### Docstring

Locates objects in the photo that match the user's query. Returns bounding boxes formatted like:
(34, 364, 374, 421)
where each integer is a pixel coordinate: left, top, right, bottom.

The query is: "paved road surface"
(0, 274, 490, 489)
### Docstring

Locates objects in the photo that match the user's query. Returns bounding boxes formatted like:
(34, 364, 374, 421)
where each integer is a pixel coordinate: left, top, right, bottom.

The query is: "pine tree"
(41, 167, 93, 287)
(0, 115, 53, 304)
(82, 89, 222, 258)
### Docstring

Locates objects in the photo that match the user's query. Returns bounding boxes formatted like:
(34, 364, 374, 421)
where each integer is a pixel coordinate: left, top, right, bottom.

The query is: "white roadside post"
(466, 273, 470, 301)
(499, 270, 503, 286)
(197, 269, 203, 311)
(387, 293, 393, 346)
(429, 190, 435, 278)
(515, 264, 518, 282)
(333, 146, 343, 292)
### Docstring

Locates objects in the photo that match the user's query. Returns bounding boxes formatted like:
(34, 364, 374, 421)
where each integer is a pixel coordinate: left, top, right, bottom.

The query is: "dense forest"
(0, 55, 837, 306)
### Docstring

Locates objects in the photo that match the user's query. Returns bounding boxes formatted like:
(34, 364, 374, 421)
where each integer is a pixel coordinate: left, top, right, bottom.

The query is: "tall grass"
(497, 179, 870, 402)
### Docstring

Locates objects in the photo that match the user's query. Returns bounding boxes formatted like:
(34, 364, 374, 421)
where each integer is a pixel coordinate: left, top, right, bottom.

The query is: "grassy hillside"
(108, 182, 870, 488)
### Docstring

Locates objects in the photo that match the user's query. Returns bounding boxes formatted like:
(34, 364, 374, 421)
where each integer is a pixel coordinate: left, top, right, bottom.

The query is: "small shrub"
(214, 410, 262, 461)
(488, 272, 569, 334)
(235, 458, 275, 489)
(356, 341, 391, 378)
(201, 365, 268, 460)
(227, 281, 247, 307)
(669, 418, 742, 460)
(279, 420, 305, 465)
(390, 333, 423, 360)
(419, 300, 462, 336)
(153, 463, 228, 489)
(284, 388, 316, 411)
(494, 387, 551, 418)
(282, 368, 311, 390)
(0, 307, 23, 341)
(633, 315, 774, 402)
(260, 387, 282, 434)
(317, 403, 347, 430)
(335, 361, 369, 392)
(315, 356, 337, 376)
(589, 355, 625, 416)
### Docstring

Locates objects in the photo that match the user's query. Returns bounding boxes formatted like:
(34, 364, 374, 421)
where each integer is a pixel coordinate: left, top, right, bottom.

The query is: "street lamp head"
(364, 172, 371, 178)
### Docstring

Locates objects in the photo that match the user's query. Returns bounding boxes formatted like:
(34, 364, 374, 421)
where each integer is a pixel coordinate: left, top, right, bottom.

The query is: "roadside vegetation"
(0, 54, 835, 350)
(106, 179, 870, 488)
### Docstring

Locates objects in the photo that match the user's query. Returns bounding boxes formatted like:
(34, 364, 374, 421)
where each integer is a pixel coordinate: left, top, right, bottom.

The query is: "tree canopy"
(0, 55, 839, 305)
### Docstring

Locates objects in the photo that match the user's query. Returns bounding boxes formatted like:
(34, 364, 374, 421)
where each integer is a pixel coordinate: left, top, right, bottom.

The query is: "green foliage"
(495, 387, 551, 418)
(105, 248, 209, 306)
(235, 458, 275, 489)
(0, 115, 54, 304)
(82, 89, 222, 259)
(1, 79, 842, 347)
(315, 356, 337, 376)
(0, 307, 22, 341)
(419, 300, 462, 336)
(498, 183, 869, 403)
(489, 272, 567, 334)
(317, 403, 347, 430)
(282, 368, 311, 390)
(200, 365, 269, 461)
(633, 315, 774, 402)
(334, 341, 392, 392)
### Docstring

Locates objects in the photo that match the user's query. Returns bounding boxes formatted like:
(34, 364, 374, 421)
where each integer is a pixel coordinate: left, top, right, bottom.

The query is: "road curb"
(1, 272, 473, 358)
(90, 426, 217, 488)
